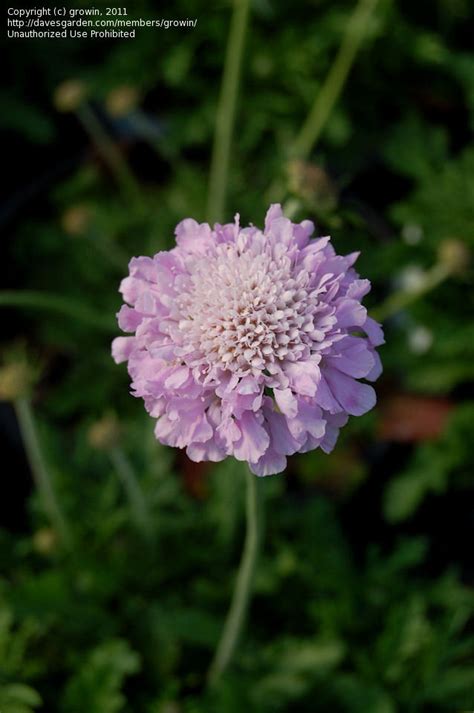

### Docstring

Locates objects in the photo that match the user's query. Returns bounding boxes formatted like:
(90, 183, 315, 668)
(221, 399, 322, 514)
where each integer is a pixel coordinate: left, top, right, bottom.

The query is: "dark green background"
(1, 0, 473, 711)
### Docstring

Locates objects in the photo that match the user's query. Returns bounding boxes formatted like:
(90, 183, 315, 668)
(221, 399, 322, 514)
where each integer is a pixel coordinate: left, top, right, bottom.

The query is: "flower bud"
(437, 239, 470, 275)
(106, 85, 140, 117)
(287, 160, 337, 211)
(88, 413, 121, 451)
(53, 80, 86, 113)
(33, 527, 58, 555)
(0, 361, 33, 401)
(61, 204, 92, 237)
(159, 704, 181, 713)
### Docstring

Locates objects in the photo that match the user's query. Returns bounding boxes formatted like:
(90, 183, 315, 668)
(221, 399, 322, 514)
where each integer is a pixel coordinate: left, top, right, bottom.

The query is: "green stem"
(206, 0, 251, 224)
(290, 0, 379, 160)
(14, 397, 72, 549)
(0, 290, 116, 333)
(77, 103, 144, 213)
(371, 263, 452, 322)
(207, 464, 262, 686)
(109, 446, 153, 541)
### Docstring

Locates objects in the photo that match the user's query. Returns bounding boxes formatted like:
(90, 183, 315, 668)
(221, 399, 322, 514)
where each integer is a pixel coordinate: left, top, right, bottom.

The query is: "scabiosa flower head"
(112, 205, 384, 475)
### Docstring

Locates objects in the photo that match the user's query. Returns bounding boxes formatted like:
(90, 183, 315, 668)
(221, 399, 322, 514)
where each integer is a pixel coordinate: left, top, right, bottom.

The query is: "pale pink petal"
(364, 316, 385, 346)
(264, 407, 302, 455)
(366, 350, 383, 381)
(233, 411, 270, 462)
(326, 338, 375, 378)
(335, 299, 367, 328)
(249, 448, 287, 476)
(174, 218, 213, 254)
(111, 336, 136, 364)
(117, 305, 144, 332)
(324, 367, 376, 416)
(314, 373, 341, 413)
(264, 203, 283, 230)
(164, 366, 191, 389)
(187, 441, 226, 463)
(284, 361, 321, 397)
(274, 388, 298, 418)
(346, 279, 371, 300)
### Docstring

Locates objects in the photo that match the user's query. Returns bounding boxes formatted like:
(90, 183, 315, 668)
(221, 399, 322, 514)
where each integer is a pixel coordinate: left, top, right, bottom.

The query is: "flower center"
(177, 243, 318, 375)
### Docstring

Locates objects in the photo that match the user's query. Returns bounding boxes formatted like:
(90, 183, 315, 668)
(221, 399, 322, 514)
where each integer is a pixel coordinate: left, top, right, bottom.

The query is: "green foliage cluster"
(1, 0, 473, 711)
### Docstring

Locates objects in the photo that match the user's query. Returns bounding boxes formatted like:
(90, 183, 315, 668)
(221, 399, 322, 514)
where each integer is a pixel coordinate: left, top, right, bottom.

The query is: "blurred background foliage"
(1, 0, 473, 710)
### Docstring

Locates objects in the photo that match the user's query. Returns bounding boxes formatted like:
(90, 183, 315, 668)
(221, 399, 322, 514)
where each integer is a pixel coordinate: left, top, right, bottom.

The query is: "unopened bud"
(0, 362, 33, 401)
(437, 239, 470, 275)
(88, 413, 121, 451)
(54, 80, 86, 113)
(287, 160, 337, 211)
(33, 527, 58, 555)
(61, 205, 92, 237)
(106, 85, 140, 117)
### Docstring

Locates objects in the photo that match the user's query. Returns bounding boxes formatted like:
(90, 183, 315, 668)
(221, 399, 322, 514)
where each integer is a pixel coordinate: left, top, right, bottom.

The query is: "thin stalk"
(0, 290, 115, 333)
(207, 464, 262, 686)
(109, 446, 153, 541)
(14, 397, 72, 549)
(371, 263, 452, 322)
(77, 103, 144, 213)
(206, 0, 251, 224)
(290, 0, 379, 160)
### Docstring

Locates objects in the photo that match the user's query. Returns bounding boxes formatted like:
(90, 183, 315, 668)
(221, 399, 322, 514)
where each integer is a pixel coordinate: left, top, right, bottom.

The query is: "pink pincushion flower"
(112, 205, 384, 475)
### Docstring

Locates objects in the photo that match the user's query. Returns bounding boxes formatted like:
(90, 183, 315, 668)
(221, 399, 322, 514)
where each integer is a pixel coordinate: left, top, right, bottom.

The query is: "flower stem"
(14, 397, 72, 549)
(290, 0, 379, 161)
(207, 463, 262, 686)
(206, 0, 251, 224)
(371, 263, 452, 322)
(77, 103, 144, 213)
(266, 0, 379, 203)
(109, 446, 153, 541)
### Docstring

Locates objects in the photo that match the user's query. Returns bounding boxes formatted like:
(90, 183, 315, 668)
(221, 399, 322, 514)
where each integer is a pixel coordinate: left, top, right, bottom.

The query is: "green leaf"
(0, 683, 42, 713)
(61, 639, 140, 713)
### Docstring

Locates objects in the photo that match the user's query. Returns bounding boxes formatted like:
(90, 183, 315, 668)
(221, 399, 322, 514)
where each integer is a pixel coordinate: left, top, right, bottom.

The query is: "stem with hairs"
(206, 0, 251, 224)
(207, 463, 263, 686)
(291, 0, 379, 160)
(14, 397, 72, 549)
(268, 0, 380, 201)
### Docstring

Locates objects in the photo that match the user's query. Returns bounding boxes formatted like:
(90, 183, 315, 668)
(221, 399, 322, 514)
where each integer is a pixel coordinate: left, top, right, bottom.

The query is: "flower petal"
(284, 360, 321, 397)
(364, 316, 385, 346)
(264, 203, 283, 230)
(264, 407, 302, 455)
(111, 336, 135, 364)
(117, 305, 143, 332)
(335, 299, 367, 328)
(187, 441, 226, 463)
(174, 218, 213, 254)
(326, 338, 375, 378)
(274, 387, 298, 418)
(233, 411, 270, 462)
(324, 367, 376, 416)
(249, 448, 286, 476)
